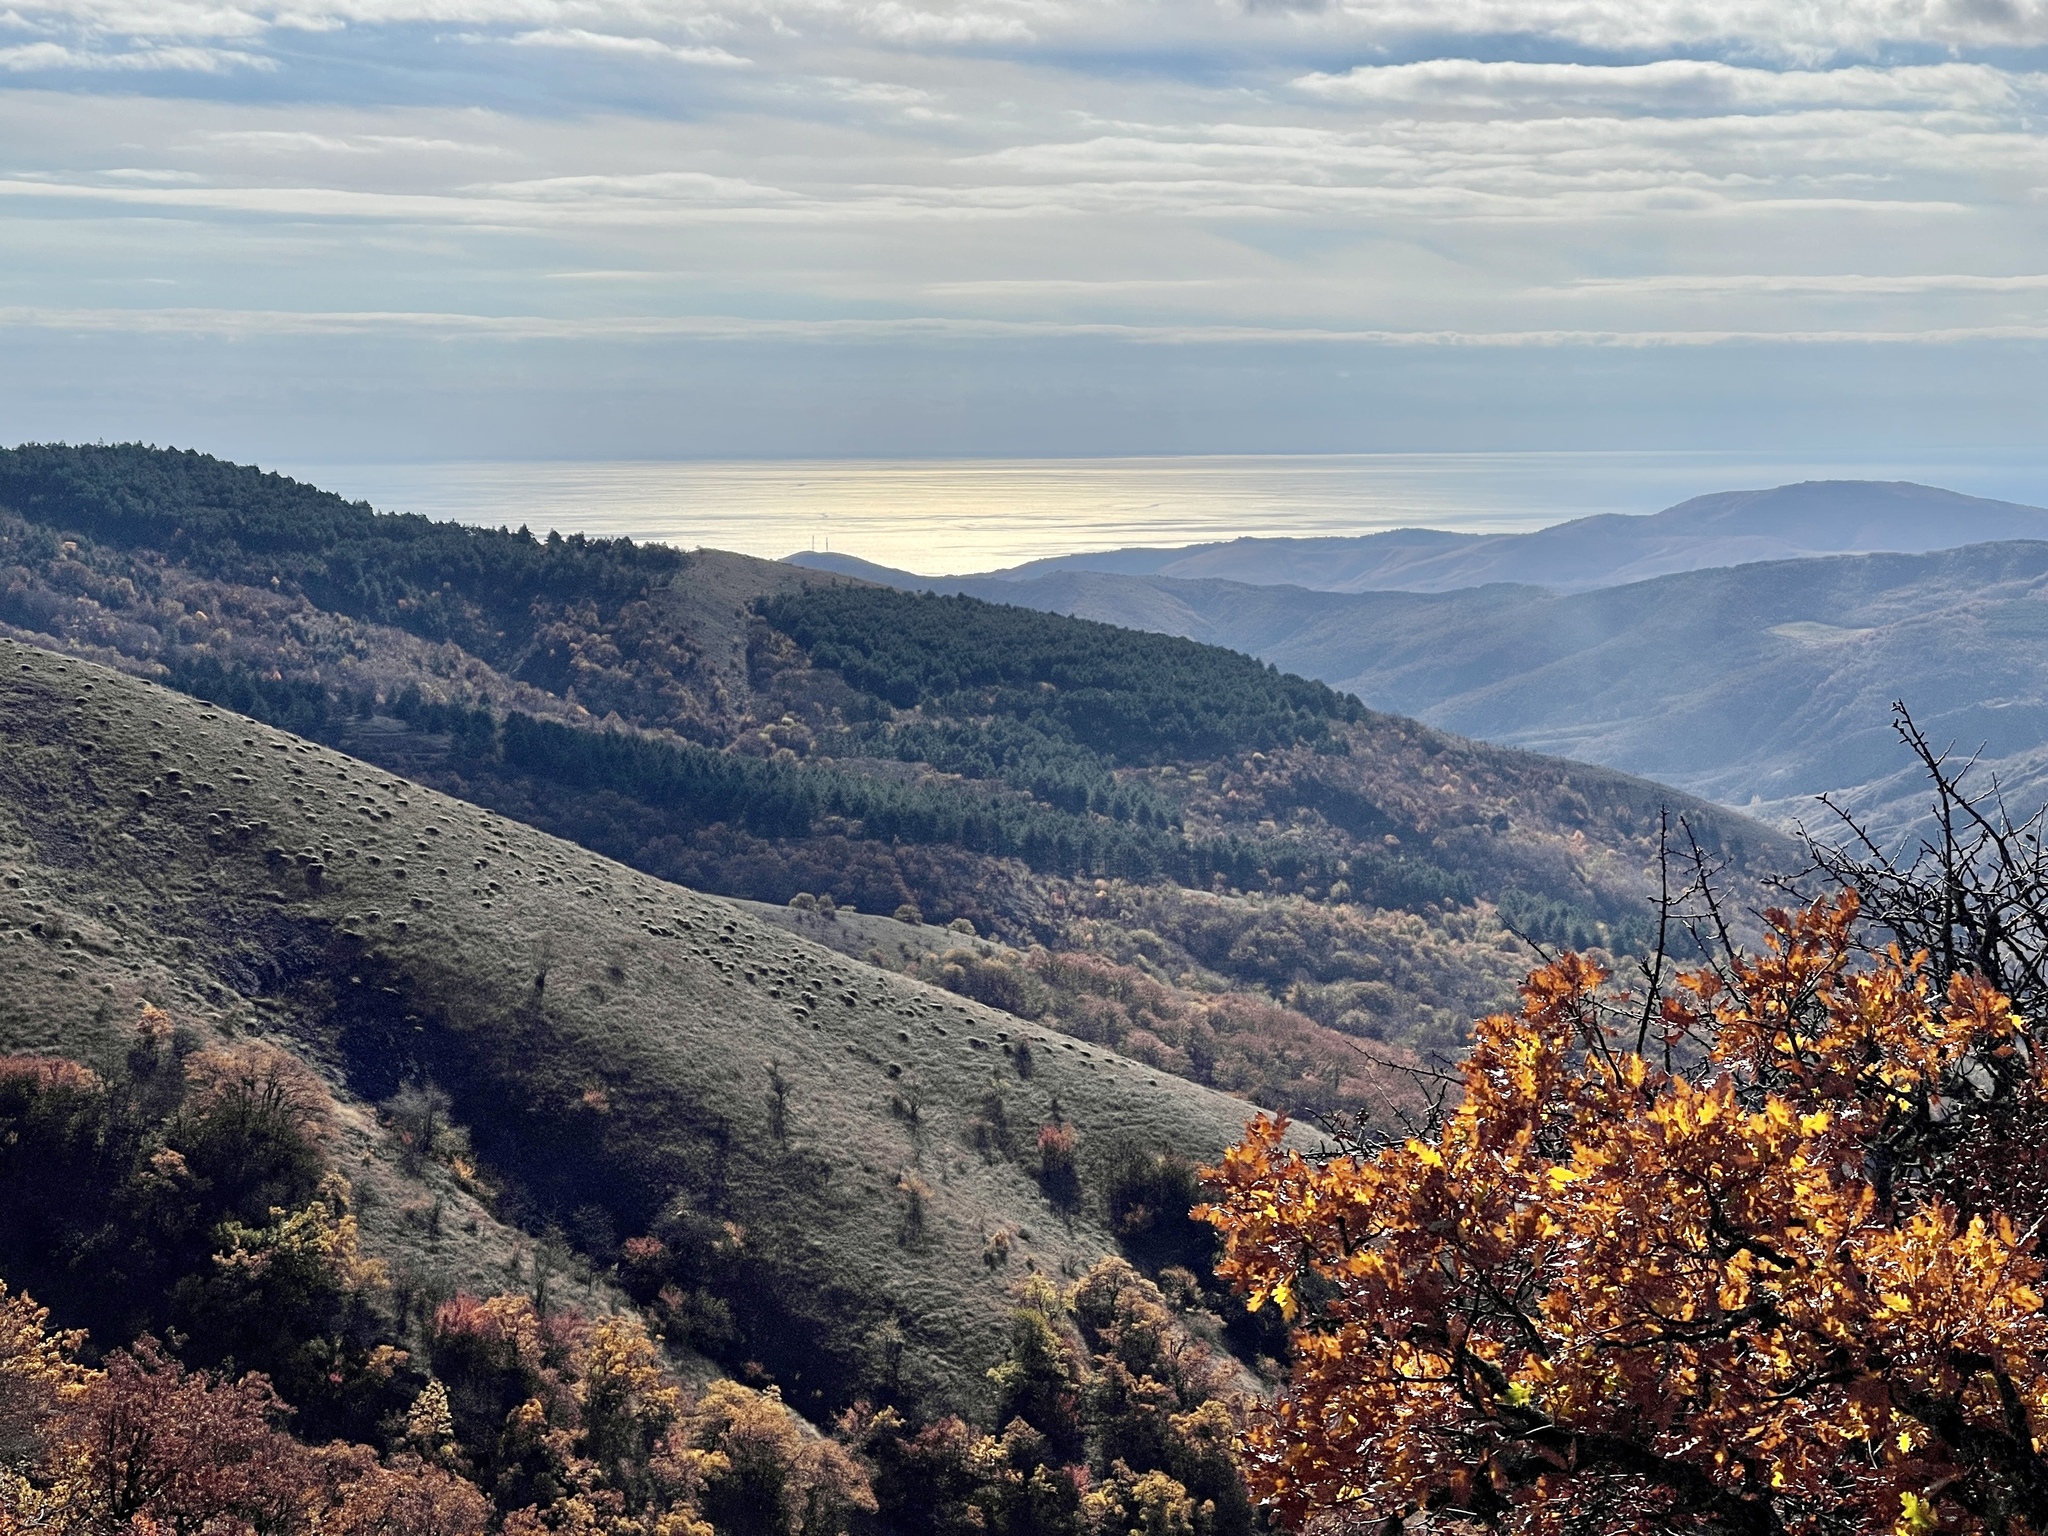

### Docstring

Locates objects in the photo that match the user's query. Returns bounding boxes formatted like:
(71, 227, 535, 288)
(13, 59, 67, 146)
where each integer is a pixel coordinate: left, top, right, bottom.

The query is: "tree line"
(156, 657, 1475, 913)
(432, 698, 1475, 909)
(0, 443, 681, 668)
(844, 716, 1185, 828)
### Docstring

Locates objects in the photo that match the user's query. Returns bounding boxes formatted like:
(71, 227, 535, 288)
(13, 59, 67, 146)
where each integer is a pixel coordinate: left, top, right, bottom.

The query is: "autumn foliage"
(0, 1004, 877, 1536)
(1203, 892, 2048, 1535)
(426, 1289, 873, 1535)
(0, 1279, 875, 1536)
(843, 1258, 1255, 1536)
(0, 1287, 489, 1535)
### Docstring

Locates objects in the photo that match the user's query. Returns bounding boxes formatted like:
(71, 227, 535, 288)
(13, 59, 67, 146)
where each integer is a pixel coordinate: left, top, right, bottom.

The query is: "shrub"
(843, 1258, 1255, 1536)
(1036, 1124, 1081, 1214)
(1098, 1144, 1214, 1274)
(895, 1172, 932, 1247)
(967, 1089, 1015, 1161)
(687, 1380, 876, 1536)
(0, 1294, 490, 1536)
(0, 1027, 404, 1444)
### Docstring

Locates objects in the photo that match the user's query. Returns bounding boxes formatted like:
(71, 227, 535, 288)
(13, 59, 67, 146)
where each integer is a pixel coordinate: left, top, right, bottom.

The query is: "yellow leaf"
(1897, 1492, 1939, 1536)
(1271, 1278, 1297, 1321)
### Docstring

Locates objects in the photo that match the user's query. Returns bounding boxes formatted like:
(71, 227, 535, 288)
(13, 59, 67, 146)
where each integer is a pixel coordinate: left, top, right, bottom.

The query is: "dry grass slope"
(0, 637, 1291, 1422)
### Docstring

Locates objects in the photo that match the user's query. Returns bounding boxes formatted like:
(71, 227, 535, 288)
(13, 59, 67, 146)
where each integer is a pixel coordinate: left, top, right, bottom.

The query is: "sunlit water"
(286, 451, 2048, 576)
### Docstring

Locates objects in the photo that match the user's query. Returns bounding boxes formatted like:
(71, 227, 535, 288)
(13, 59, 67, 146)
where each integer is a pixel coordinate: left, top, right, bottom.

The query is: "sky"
(5, 0, 2048, 460)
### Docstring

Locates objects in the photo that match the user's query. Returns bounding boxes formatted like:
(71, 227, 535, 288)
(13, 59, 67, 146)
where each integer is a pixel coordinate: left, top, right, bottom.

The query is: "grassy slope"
(0, 682, 636, 1333)
(0, 636, 1295, 1421)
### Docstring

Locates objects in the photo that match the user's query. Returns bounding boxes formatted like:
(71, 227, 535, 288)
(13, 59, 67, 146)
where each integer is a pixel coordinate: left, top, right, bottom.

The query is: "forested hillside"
(0, 444, 1793, 1083)
(0, 442, 682, 670)
(805, 531, 2048, 844)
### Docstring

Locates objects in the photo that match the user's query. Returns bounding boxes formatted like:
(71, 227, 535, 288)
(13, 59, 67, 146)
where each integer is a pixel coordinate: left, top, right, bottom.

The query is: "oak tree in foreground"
(1205, 891, 2048, 1534)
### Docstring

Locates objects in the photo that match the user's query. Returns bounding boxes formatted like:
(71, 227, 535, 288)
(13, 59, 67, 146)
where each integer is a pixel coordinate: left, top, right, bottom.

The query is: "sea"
(286, 450, 2048, 577)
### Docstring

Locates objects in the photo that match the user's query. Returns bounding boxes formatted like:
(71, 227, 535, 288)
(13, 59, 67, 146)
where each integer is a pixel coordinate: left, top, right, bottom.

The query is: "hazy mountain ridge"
(791, 479, 2048, 596)
(796, 535, 2048, 843)
(1298, 541, 2048, 841)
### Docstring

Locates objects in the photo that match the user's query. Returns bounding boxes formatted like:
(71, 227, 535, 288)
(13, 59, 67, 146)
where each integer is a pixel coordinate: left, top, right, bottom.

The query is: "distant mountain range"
(791, 480, 2048, 595)
(788, 481, 2048, 840)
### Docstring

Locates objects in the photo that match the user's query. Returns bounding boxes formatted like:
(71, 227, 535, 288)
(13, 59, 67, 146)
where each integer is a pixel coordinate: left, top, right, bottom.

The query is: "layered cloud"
(8, 79, 2029, 231)
(4, 0, 2048, 454)
(15, 0, 2048, 55)
(505, 29, 750, 65)
(1294, 60, 2036, 114)
(0, 37, 272, 66)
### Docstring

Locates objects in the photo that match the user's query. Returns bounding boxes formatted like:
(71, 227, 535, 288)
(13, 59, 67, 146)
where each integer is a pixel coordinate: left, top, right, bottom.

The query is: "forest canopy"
(0, 443, 680, 664)
(760, 585, 1363, 765)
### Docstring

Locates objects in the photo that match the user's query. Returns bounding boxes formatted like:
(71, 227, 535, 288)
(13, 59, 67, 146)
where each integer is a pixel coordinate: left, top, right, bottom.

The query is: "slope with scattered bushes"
(0, 638, 1320, 1432)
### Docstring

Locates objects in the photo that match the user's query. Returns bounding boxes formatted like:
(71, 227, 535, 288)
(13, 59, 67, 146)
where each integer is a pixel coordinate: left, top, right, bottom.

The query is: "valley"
(0, 445, 1788, 1078)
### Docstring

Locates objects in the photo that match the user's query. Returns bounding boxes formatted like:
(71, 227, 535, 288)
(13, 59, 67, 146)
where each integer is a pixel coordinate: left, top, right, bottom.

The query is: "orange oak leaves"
(1203, 895, 2048, 1535)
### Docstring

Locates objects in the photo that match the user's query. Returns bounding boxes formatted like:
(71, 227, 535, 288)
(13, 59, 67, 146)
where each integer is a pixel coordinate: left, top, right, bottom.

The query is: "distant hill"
(1276, 542, 2048, 845)
(790, 480, 2048, 595)
(802, 539, 2048, 844)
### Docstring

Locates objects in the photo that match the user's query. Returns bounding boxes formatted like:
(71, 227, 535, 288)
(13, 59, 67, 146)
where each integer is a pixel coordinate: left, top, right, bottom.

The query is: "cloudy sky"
(4, 0, 2048, 460)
